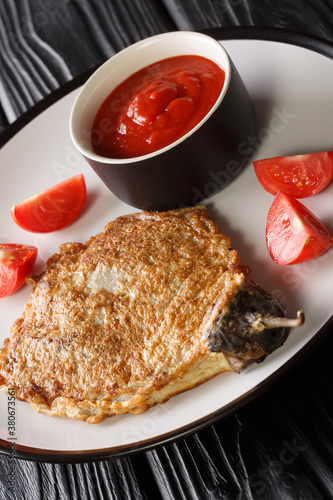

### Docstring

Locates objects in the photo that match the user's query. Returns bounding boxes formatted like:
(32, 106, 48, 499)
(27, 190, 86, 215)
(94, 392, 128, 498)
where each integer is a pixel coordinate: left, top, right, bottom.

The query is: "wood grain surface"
(1, 1, 333, 499)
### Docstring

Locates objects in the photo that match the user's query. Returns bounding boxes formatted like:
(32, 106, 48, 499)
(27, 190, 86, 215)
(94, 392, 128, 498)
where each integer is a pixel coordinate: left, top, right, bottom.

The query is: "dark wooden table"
(1, 1, 333, 499)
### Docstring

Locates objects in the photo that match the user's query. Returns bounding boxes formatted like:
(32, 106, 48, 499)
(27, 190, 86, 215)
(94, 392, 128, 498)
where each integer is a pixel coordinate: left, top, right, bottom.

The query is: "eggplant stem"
(257, 310, 305, 330)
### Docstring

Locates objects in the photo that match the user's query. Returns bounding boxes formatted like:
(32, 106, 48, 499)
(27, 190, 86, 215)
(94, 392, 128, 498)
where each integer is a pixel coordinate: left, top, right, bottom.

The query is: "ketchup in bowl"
(91, 55, 225, 159)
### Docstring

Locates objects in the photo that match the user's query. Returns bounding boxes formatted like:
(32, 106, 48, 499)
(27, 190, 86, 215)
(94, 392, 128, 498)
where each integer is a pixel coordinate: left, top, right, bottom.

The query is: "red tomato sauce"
(91, 55, 225, 159)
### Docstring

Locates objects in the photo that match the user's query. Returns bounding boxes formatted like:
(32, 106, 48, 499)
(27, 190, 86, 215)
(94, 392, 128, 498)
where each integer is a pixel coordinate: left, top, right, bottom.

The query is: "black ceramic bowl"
(70, 31, 257, 211)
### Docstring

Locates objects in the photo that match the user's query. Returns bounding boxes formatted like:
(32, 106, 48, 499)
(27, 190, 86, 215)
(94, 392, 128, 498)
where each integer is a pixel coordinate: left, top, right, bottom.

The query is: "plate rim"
(0, 26, 332, 463)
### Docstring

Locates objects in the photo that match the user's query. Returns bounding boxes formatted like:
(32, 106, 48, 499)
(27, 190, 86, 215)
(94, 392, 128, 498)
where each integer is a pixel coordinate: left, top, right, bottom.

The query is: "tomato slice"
(10, 174, 87, 233)
(266, 192, 333, 265)
(0, 244, 38, 298)
(253, 151, 333, 198)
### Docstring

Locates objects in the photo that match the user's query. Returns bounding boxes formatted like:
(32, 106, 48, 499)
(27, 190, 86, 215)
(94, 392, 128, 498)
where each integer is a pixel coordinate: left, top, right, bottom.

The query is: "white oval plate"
(0, 32, 332, 462)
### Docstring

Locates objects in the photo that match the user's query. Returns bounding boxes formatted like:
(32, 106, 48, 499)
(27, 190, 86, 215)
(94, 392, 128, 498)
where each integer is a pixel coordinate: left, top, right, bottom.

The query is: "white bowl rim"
(69, 31, 232, 164)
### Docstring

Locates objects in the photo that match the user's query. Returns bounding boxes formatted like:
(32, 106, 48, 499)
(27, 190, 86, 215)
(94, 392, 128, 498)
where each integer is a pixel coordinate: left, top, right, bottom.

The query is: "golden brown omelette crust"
(0, 206, 249, 423)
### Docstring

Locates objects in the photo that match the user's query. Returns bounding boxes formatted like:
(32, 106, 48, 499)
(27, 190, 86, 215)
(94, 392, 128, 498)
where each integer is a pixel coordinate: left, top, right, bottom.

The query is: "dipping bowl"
(70, 31, 257, 211)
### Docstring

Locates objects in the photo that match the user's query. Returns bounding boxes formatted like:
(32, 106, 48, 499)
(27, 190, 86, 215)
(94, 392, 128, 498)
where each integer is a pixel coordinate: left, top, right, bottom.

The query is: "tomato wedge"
(0, 244, 38, 298)
(254, 151, 333, 198)
(266, 193, 333, 265)
(10, 174, 87, 233)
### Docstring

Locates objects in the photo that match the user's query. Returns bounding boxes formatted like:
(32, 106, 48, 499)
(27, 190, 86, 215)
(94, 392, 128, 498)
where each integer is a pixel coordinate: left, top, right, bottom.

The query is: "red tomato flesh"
(266, 192, 333, 265)
(254, 151, 333, 198)
(0, 244, 38, 298)
(10, 174, 86, 233)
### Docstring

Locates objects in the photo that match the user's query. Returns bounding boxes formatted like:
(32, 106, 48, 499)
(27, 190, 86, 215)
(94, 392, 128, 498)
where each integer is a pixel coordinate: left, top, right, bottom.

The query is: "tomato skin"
(254, 151, 333, 198)
(266, 192, 333, 265)
(0, 244, 38, 298)
(10, 174, 87, 233)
